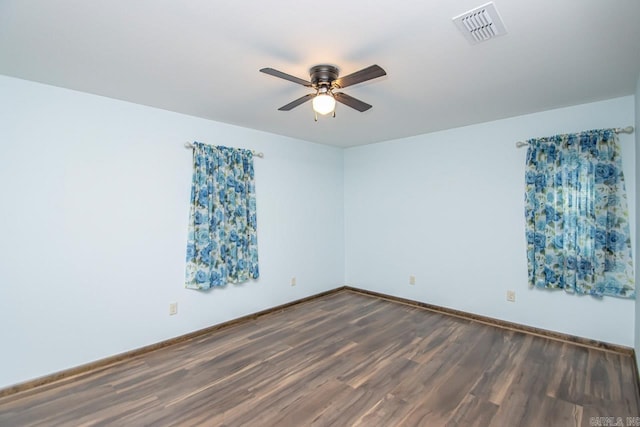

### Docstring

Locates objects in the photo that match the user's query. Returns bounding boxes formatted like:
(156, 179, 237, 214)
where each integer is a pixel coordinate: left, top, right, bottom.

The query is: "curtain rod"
(184, 142, 264, 158)
(515, 126, 635, 148)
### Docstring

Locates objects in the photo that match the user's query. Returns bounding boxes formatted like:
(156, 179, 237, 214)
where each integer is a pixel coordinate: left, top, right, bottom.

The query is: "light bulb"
(312, 94, 336, 115)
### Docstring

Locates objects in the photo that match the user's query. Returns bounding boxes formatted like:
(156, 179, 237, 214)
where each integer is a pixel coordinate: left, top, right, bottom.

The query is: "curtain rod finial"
(617, 126, 634, 134)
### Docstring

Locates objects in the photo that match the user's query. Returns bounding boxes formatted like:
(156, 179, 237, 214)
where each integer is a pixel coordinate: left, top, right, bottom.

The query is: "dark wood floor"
(1, 290, 638, 426)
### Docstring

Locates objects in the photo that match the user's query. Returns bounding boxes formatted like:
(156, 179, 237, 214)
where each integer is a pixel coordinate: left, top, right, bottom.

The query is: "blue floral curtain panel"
(185, 143, 259, 290)
(525, 129, 634, 298)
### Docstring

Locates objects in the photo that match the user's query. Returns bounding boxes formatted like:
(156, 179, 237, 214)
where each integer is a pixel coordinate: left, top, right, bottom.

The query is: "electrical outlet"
(169, 302, 178, 315)
(291, 277, 296, 286)
(506, 291, 516, 302)
(409, 275, 416, 285)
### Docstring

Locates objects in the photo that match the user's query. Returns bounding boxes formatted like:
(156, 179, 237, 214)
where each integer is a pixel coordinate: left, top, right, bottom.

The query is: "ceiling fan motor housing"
(310, 65, 339, 87)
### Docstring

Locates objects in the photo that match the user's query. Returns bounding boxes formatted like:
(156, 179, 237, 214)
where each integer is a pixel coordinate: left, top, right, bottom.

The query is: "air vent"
(453, 2, 507, 44)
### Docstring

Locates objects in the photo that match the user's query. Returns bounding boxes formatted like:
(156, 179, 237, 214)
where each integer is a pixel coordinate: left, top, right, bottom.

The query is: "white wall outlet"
(409, 275, 416, 285)
(169, 302, 178, 315)
(506, 291, 516, 302)
(291, 277, 296, 286)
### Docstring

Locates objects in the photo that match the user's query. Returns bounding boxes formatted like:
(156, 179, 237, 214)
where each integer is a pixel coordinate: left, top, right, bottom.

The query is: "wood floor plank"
(445, 393, 499, 427)
(0, 290, 637, 426)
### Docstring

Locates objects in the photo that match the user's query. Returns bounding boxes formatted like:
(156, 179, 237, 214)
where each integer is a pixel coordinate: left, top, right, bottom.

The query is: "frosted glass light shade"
(312, 94, 336, 115)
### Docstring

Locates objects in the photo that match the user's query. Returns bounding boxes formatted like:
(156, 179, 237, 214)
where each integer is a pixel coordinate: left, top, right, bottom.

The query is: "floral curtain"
(185, 143, 259, 290)
(525, 129, 634, 298)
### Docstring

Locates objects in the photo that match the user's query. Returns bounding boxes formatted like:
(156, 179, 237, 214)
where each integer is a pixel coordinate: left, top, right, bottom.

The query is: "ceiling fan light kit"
(260, 64, 386, 121)
(312, 94, 336, 116)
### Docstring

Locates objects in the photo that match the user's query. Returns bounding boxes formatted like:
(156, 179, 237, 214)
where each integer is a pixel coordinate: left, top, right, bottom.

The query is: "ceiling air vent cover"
(453, 2, 507, 44)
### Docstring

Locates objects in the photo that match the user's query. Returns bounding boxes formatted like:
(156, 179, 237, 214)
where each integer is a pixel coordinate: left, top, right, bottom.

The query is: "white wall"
(0, 75, 345, 389)
(635, 73, 640, 373)
(345, 96, 636, 347)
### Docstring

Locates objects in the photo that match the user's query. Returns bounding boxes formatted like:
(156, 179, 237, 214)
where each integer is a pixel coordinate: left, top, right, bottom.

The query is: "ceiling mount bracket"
(310, 65, 339, 86)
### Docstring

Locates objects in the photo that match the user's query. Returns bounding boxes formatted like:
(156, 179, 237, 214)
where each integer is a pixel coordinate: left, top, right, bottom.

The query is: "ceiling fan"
(259, 64, 386, 120)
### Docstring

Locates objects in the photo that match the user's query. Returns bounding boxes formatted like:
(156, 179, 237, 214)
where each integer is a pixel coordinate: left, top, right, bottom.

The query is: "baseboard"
(344, 286, 634, 355)
(0, 286, 346, 399)
(2, 284, 633, 400)
(633, 351, 640, 411)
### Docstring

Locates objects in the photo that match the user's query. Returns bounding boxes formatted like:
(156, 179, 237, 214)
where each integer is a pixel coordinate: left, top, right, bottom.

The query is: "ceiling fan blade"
(260, 68, 312, 87)
(334, 92, 372, 112)
(333, 65, 386, 89)
(278, 93, 315, 111)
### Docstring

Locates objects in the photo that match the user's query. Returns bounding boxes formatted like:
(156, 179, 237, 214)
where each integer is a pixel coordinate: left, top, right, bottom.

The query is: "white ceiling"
(1, 0, 639, 147)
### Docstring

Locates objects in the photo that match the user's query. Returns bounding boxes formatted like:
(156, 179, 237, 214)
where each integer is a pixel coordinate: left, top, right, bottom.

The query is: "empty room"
(1, 1, 640, 425)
